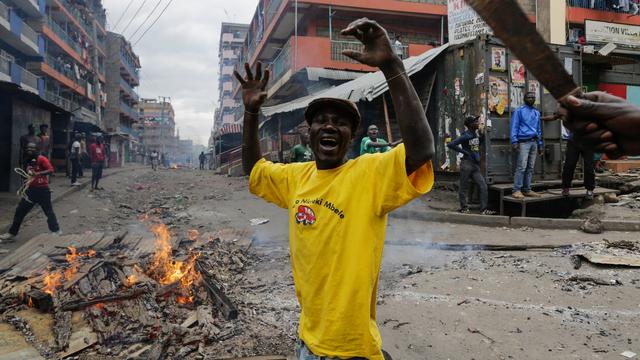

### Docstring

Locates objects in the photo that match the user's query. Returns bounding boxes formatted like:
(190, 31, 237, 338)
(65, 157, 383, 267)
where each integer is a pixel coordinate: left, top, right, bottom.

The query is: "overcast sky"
(103, 0, 258, 146)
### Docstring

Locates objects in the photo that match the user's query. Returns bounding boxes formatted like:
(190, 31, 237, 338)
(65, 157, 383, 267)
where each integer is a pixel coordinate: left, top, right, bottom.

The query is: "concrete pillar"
(536, 0, 566, 45)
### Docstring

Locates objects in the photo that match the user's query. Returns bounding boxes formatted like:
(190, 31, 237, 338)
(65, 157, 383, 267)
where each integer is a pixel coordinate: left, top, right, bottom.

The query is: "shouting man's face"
(309, 107, 355, 170)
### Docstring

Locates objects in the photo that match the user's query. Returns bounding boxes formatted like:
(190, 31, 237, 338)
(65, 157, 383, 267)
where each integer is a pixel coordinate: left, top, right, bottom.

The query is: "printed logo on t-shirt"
(295, 205, 316, 225)
(470, 137, 480, 152)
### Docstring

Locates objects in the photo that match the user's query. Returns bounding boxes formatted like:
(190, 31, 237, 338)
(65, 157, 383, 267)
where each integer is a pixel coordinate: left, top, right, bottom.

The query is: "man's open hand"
(559, 91, 640, 158)
(340, 18, 398, 69)
(234, 62, 269, 113)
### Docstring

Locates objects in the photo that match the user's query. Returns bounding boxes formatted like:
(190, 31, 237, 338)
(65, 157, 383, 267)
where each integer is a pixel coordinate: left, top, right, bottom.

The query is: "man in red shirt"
(0, 143, 60, 242)
(89, 135, 106, 191)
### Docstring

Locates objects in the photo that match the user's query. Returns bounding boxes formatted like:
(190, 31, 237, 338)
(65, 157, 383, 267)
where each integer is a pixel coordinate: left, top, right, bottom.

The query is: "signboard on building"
(585, 20, 640, 49)
(447, 0, 492, 44)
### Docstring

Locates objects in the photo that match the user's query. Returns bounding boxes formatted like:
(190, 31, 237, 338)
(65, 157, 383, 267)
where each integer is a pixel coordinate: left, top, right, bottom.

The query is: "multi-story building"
(216, 22, 249, 130)
(104, 31, 140, 167)
(232, 0, 447, 111)
(139, 97, 177, 161)
(0, 0, 51, 191)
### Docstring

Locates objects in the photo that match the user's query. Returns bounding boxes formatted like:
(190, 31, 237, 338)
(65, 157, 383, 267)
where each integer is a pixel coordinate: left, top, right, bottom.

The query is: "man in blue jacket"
(510, 92, 556, 199)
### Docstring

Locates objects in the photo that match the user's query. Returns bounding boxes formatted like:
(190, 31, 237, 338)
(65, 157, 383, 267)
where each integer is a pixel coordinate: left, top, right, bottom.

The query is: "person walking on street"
(0, 144, 60, 242)
(150, 150, 159, 171)
(89, 135, 106, 191)
(69, 133, 82, 186)
(236, 18, 435, 360)
(290, 132, 313, 162)
(38, 124, 50, 157)
(20, 124, 41, 167)
(199, 151, 206, 170)
(78, 133, 87, 178)
(447, 116, 495, 215)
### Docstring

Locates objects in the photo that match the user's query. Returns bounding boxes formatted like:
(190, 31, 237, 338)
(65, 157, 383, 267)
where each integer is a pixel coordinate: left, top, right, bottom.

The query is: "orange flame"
(187, 229, 199, 241)
(43, 270, 62, 295)
(64, 246, 79, 280)
(176, 296, 194, 304)
(126, 274, 137, 287)
(27, 297, 34, 308)
(146, 224, 201, 304)
(87, 249, 96, 257)
(95, 303, 105, 310)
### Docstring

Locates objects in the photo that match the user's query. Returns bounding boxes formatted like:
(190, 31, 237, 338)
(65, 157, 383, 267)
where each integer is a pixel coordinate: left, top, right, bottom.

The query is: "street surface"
(2, 166, 638, 359)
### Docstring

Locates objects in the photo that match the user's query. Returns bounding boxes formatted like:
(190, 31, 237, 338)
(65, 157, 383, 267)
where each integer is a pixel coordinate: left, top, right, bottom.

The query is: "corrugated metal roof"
(306, 67, 366, 81)
(261, 44, 449, 117)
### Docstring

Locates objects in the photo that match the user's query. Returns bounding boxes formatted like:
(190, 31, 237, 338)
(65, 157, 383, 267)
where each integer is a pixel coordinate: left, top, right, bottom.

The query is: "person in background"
(89, 135, 106, 191)
(360, 125, 401, 155)
(290, 132, 313, 162)
(20, 124, 41, 166)
(199, 151, 206, 170)
(0, 143, 60, 242)
(69, 133, 82, 186)
(393, 34, 404, 59)
(510, 92, 558, 199)
(38, 124, 50, 157)
(150, 150, 159, 171)
(447, 116, 495, 215)
(78, 133, 87, 178)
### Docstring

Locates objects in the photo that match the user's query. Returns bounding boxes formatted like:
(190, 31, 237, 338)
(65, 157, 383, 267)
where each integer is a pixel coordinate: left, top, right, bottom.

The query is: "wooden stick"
(382, 94, 393, 143)
(59, 284, 151, 311)
(196, 260, 238, 320)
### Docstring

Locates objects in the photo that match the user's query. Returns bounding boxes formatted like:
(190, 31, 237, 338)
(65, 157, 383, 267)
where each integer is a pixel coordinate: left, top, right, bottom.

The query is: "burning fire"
(95, 303, 105, 310)
(87, 249, 96, 257)
(43, 270, 62, 295)
(27, 297, 34, 308)
(126, 274, 137, 287)
(146, 224, 201, 304)
(188, 229, 199, 241)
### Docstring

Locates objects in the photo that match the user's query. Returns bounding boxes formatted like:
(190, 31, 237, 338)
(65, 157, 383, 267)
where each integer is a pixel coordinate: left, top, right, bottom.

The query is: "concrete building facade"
(104, 31, 140, 167)
(139, 97, 177, 162)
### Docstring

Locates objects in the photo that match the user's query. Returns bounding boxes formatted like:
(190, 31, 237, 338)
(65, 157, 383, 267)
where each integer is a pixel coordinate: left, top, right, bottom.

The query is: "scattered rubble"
(580, 217, 604, 234)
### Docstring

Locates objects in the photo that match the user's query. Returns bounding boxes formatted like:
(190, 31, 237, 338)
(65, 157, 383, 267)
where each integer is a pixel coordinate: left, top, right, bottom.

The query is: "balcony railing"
(120, 52, 140, 82)
(120, 77, 139, 102)
(18, 63, 39, 90)
(45, 53, 87, 89)
(567, 0, 637, 13)
(0, 54, 10, 78)
(121, 100, 139, 120)
(265, 0, 284, 26)
(269, 39, 291, 80)
(58, 0, 94, 36)
(330, 40, 408, 63)
(396, 0, 446, 4)
(0, 2, 9, 22)
(47, 17, 83, 55)
(1, 53, 41, 93)
(44, 91, 72, 111)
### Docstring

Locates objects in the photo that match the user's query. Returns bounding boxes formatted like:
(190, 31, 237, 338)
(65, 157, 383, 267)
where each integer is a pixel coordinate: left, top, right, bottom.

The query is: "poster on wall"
(510, 60, 525, 85)
(491, 47, 506, 72)
(510, 85, 524, 110)
(528, 80, 541, 105)
(488, 76, 508, 115)
(447, 0, 493, 44)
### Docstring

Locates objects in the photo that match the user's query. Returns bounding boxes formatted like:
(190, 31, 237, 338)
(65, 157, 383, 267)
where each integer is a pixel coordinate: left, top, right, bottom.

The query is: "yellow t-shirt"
(249, 144, 434, 359)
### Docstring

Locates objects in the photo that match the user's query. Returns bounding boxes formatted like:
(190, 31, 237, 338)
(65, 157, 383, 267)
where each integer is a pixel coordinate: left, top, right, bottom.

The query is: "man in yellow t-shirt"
(234, 18, 435, 360)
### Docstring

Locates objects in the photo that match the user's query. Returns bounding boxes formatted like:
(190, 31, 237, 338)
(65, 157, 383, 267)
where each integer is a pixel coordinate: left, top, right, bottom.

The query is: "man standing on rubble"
(236, 18, 434, 360)
(447, 116, 495, 215)
(0, 143, 60, 242)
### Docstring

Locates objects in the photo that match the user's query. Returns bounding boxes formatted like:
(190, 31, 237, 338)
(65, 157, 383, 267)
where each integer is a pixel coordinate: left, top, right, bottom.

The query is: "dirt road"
(3, 166, 638, 359)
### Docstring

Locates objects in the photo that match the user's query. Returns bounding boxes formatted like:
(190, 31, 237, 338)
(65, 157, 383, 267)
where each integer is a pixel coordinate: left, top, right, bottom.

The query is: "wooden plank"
(580, 253, 640, 267)
(503, 186, 618, 203)
(58, 326, 97, 359)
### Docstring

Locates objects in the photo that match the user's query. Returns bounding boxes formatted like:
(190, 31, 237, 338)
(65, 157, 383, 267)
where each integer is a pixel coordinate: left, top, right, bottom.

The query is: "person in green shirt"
(290, 132, 313, 162)
(360, 125, 399, 155)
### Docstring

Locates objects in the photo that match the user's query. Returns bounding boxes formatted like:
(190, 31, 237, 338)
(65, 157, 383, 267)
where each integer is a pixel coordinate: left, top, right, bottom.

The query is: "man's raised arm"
(341, 18, 435, 175)
(234, 63, 270, 175)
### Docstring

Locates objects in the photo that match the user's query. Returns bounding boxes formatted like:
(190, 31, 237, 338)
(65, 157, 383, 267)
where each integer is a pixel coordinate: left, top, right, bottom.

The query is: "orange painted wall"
(43, 26, 84, 65)
(567, 7, 640, 25)
(299, 0, 447, 16)
(409, 44, 433, 57)
(41, 63, 86, 96)
(294, 36, 375, 72)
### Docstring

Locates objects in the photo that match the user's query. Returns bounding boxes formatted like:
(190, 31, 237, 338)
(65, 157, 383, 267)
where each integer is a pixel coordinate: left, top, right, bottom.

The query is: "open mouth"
(319, 136, 339, 152)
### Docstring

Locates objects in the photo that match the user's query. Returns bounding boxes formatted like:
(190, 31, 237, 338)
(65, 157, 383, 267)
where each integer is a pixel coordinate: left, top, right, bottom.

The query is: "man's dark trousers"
(459, 159, 488, 210)
(562, 140, 595, 190)
(71, 158, 80, 183)
(8, 188, 60, 235)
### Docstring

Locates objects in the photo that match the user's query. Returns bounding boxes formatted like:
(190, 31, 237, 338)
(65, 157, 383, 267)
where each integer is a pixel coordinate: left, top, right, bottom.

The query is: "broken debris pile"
(564, 239, 640, 269)
(0, 225, 292, 359)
